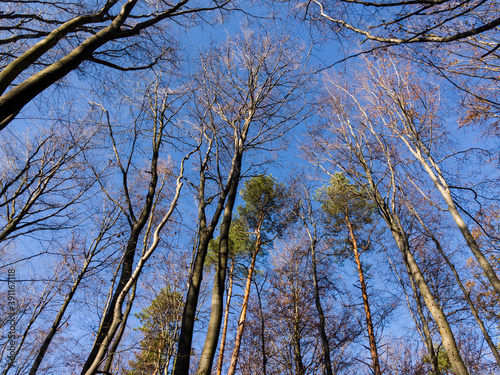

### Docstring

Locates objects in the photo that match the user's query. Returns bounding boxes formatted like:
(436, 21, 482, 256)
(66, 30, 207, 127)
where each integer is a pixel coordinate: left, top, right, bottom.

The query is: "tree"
(226, 175, 289, 375)
(0, 122, 98, 243)
(307, 0, 500, 45)
(124, 286, 183, 375)
(366, 61, 500, 299)
(81, 76, 193, 375)
(317, 173, 382, 375)
(292, 183, 335, 375)
(308, 66, 470, 374)
(0, 0, 228, 130)
(174, 29, 308, 375)
(210, 217, 251, 375)
(303, 0, 500, 132)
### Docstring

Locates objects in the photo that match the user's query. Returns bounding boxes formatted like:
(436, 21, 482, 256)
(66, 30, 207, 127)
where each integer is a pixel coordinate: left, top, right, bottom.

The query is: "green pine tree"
(125, 286, 183, 375)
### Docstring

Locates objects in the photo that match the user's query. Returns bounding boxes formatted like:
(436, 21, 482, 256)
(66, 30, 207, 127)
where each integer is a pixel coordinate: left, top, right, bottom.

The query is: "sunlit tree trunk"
(345, 210, 381, 375)
(227, 231, 262, 375)
(215, 259, 234, 375)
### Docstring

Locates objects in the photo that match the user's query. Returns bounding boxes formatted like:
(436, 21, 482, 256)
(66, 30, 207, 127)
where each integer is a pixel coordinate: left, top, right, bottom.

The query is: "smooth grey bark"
(386, 93, 500, 299)
(197, 171, 240, 375)
(215, 259, 234, 375)
(319, 70, 468, 375)
(102, 280, 137, 374)
(197, 129, 248, 375)
(81, 131, 161, 374)
(387, 249, 441, 375)
(82, 105, 189, 374)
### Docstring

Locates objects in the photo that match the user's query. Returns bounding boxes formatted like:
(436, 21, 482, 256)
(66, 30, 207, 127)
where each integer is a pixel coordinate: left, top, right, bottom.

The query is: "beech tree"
(302, 0, 500, 133)
(291, 182, 336, 375)
(81, 76, 194, 375)
(363, 61, 500, 298)
(0, 122, 98, 243)
(0, 0, 228, 130)
(174, 30, 308, 375)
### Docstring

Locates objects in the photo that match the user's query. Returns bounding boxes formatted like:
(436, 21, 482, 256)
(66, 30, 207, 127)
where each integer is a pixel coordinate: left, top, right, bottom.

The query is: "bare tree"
(174, 29, 309, 375)
(293, 185, 335, 375)
(362, 61, 500, 298)
(308, 69, 470, 374)
(80, 76, 195, 375)
(0, 0, 229, 130)
(308, 0, 500, 45)
(0, 122, 98, 244)
(302, 0, 500, 132)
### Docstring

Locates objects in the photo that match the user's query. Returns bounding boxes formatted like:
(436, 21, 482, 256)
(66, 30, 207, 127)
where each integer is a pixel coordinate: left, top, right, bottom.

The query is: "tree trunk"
(410, 206, 500, 367)
(255, 279, 268, 375)
(378, 202, 468, 375)
(356, 152, 470, 375)
(197, 152, 242, 375)
(174, 158, 230, 375)
(398, 131, 500, 298)
(0, 0, 140, 130)
(398, 254, 441, 375)
(345, 211, 381, 375)
(81, 226, 145, 374)
(304, 222, 333, 375)
(227, 233, 262, 375)
(216, 260, 235, 375)
(102, 280, 137, 374)
(81, 121, 164, 374)
(293, 299, 306, 375)
(174, 231, 213, 374)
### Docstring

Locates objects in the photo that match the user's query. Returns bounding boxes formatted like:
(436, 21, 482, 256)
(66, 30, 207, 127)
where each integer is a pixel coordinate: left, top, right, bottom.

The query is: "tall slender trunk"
(227, 233, 262, 375)
(174, 146, 230, 375)
(82, 116, 166, 374)
(409, 206, 500, 367)
(435, 238, 500, 366)
(357, 152, 469, 375)
(345, 211, 381, 375)
(303, 219, 333, 375)
(102, 281, 137, 374)
(81, 224, 147, 374)
(174, 231, 213, 374)
(327, 82, 468, 374)
(293, 298, 306, 375)
(216, 260, 235, 375)
(379, 203, 468, 375)
(255, 279, 268, 375)
(397, 129, 500, 298)
(197, 151, 242, 375)
(386, 250, 441, 375)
